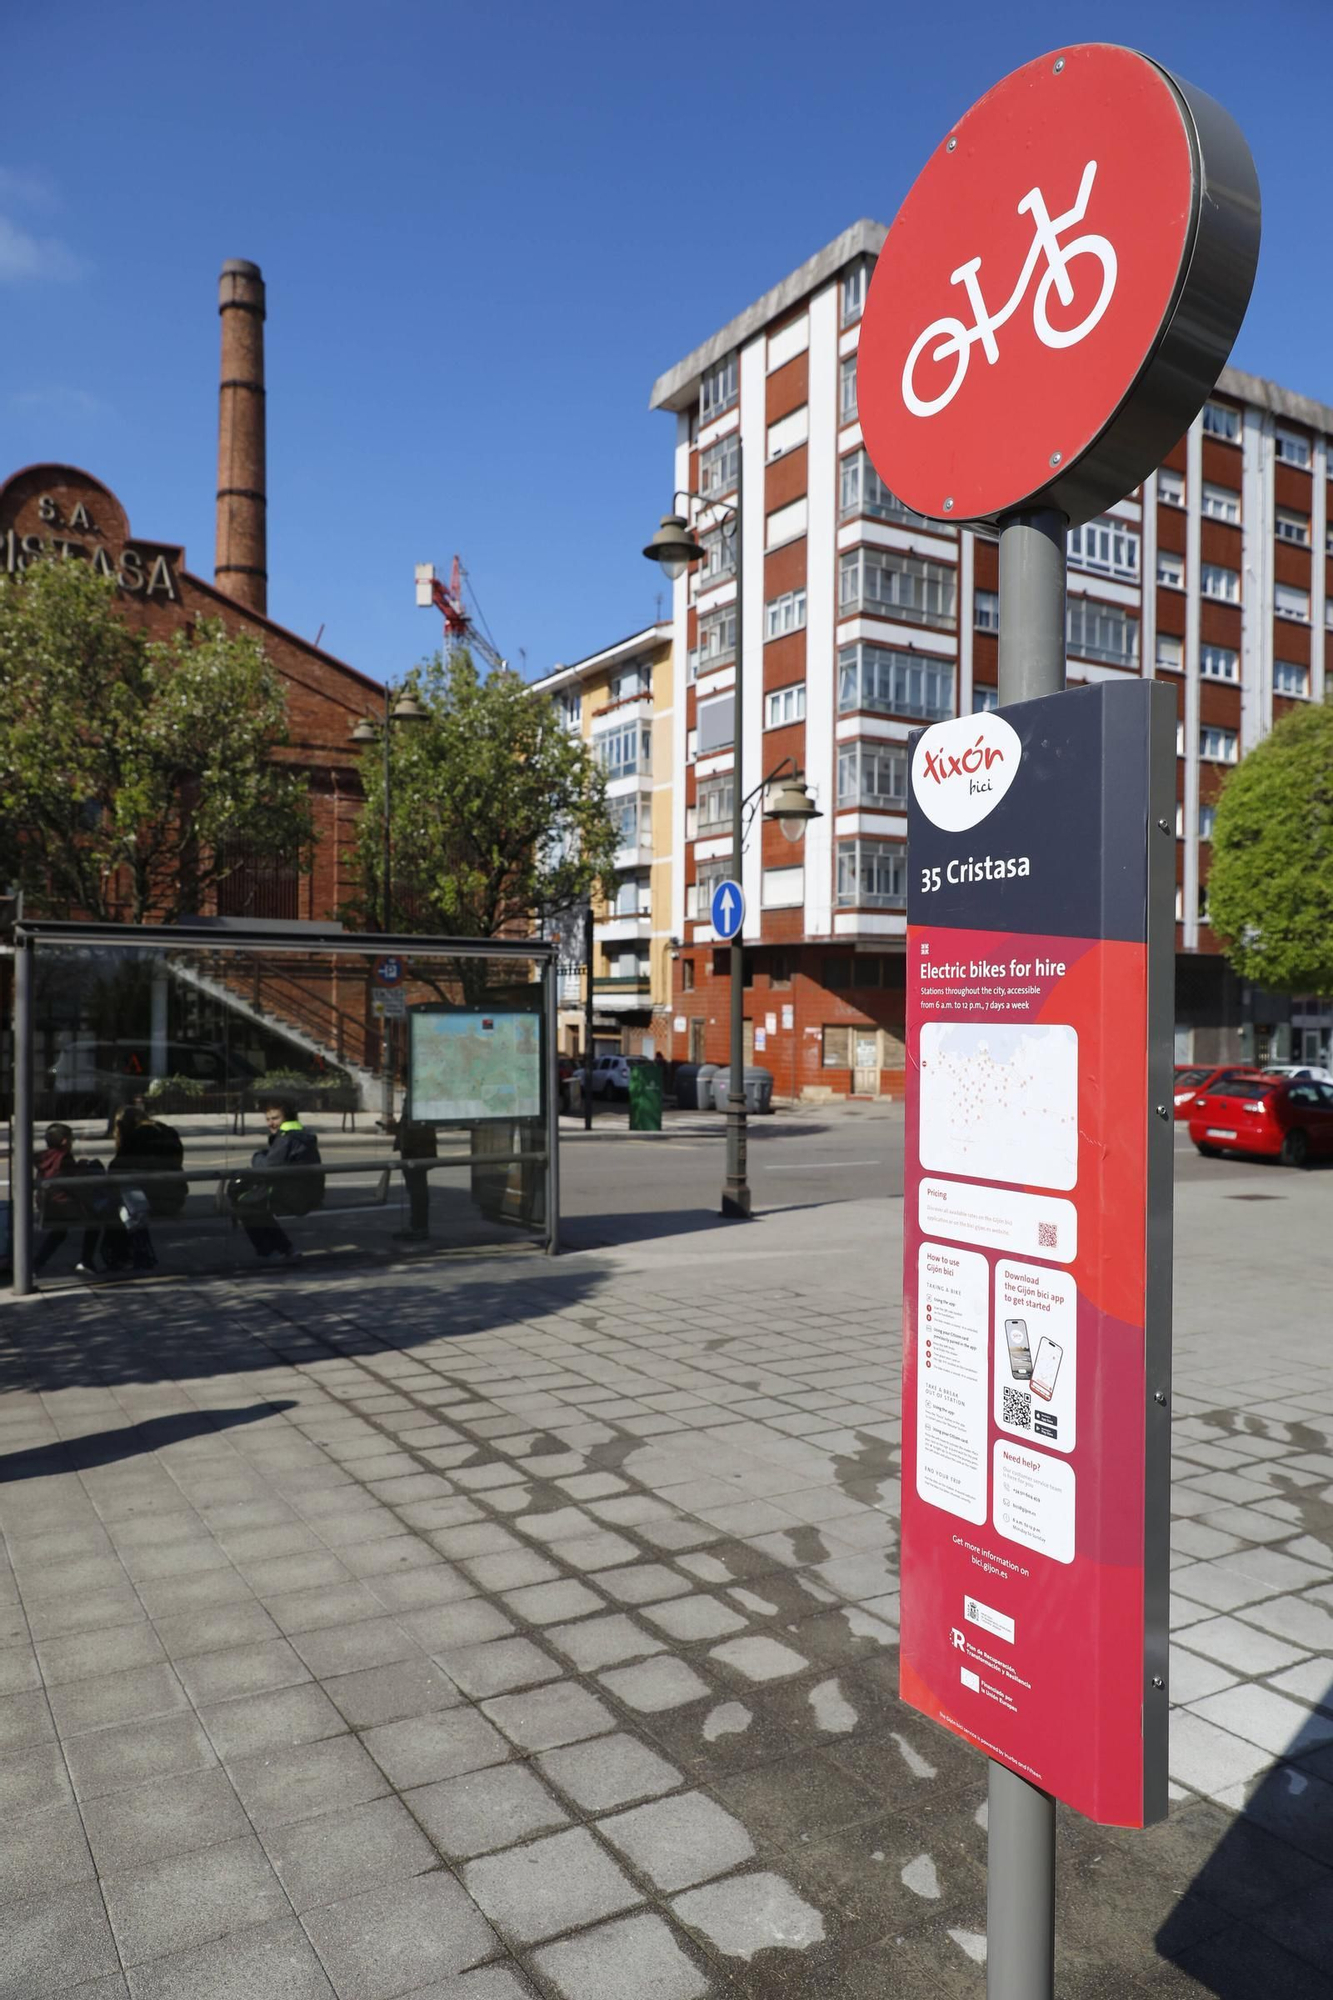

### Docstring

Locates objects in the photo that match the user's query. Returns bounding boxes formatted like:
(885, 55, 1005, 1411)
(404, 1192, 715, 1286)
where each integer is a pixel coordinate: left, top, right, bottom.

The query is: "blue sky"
(4, 0, 1327, 686)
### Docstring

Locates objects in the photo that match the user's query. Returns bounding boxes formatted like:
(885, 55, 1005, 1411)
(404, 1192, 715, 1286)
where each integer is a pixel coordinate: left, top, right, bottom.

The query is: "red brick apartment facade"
(644, 223, 1333, 1098)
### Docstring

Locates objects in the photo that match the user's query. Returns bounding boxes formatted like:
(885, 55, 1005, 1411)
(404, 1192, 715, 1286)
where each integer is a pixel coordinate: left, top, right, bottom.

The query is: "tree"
(1207, 701, 1333, 994)
(349, 648, 620, 946)
(0, 557, 313, 923)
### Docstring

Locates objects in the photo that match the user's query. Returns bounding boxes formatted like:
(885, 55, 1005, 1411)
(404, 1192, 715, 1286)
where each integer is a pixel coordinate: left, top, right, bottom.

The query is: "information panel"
(409, 1010, 542, 1124)
(900, 680, 1174, 1827)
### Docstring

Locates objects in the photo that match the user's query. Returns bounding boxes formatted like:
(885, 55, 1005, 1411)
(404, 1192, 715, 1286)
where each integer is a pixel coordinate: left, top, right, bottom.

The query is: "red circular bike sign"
(859, 44, 1260, 527)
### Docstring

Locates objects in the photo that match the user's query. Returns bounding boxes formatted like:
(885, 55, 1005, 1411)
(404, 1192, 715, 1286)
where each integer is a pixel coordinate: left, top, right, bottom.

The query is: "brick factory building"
(1, 259, 383, 927)
(646, 223, 1333, 1097)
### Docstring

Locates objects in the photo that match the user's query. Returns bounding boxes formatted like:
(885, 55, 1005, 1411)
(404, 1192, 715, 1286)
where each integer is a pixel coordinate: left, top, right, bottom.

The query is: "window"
(974, 589, 999, 631)
(1158, 467, 1185, 507)
(1199, 726, 1238, 763)
(761, 866, 803, 908)
(1276, 507, 1310, 546)
(614, 872, 648, 916)
(839, 549, 957, 627)
(1276, 426, 1312, 469)
(972, 684, 999, 712)
(766, 498, 807, 549)
(767, 407, 808, 460)
(696, 774, 734, 832)
(1202, 400, 1241, 442)
(838, 740, 908, 809)
(822, 957, 852, 991)
(553, 688, 581, 729)
(836, 836, 906, 908)
(696, 692, 734, 755)
(1275, 581, 1310, 623)
(1155, 632, 1183, 672)
(839, 352, 858, 427)
(1157, 550, 1184, 589)
(822, 1024, 853, 1067)
(598, 720, 651, 779)
(681, 958, 695, 991)
(610, 663, 650, 701)
(841, 263, 867, 324)
(765, 682, 806, 728)
(694, 857, 730, 912)
(1198, 803, 1216, 841)
(1066, 597, 1139, 667)
(838, 643, 953, 720)
(1274, 659, 1310, 697)
(768, 951, 793, 987)
(1201, 482, 1240, 523)
(698, 527, 736, 586)
(765, 589, 807, 639)
(700, 432, 739, 498)
(700, 353, 737, 423)
(1200, 644, 1238, 681)
(839, 449, 932, 528)
(1067, 515, 1140, 581)
(1201, 563, 1240, 603)
(610, 797, 641, 848)
(694, 605, 736, 674)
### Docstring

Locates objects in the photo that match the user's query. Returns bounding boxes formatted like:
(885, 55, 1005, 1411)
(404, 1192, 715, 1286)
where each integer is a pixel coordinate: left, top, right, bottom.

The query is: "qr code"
(1037, 1221, 1058, 1249)
(1003, 1387, 1032, 1430)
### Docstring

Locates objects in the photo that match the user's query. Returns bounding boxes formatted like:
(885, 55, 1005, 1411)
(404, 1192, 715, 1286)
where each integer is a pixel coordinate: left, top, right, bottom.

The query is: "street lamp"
(350, 686, 428, 1121)
(646, 467, 823, 1218)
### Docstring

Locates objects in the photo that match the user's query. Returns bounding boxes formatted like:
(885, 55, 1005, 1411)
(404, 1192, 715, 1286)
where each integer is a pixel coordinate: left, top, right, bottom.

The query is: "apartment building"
(646, 222, 1333, 1096)
(532, 622, 676, 1058)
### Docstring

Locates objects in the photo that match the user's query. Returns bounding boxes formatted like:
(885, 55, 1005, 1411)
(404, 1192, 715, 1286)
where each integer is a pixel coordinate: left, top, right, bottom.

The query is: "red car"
(1172, 1064, 1266, 1120)
(1188, 1074, 1333, 1167)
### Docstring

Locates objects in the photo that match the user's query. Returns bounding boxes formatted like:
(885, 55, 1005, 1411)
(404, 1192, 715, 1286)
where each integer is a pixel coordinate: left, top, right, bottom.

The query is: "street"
(2, 1105, 1331, 1998)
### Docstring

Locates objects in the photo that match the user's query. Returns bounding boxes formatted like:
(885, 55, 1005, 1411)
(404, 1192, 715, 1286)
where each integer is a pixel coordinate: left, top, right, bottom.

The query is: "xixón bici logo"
(911, 711, 1021, 831)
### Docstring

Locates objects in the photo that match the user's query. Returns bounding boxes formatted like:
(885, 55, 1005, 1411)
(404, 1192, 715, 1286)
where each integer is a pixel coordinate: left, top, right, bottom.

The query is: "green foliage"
(348, 648, 620, 940)
(1207, 702, 1333, 994)
(146, 1073, 206, 1100)
(0, 557, 314, 922)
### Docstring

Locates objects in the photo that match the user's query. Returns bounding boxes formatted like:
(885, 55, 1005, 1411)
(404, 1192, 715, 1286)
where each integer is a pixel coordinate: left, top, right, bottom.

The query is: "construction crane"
(414, 557, 508, 671)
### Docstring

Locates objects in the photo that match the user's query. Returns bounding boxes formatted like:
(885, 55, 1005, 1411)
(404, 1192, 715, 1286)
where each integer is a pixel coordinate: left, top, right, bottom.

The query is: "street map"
(918, 1020, 1078, 1192)
(410, 1011, 542, 1122)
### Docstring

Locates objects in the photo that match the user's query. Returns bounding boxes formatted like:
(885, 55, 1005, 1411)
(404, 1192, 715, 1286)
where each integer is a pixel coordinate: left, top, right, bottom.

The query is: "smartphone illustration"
(1031, 1337, 1063, 1402)
(1004, 1318, 1034, 1381)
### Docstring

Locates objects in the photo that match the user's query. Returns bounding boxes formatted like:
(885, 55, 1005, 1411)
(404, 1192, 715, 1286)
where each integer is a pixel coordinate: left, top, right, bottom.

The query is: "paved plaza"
(2, 1109, 1332, 1998)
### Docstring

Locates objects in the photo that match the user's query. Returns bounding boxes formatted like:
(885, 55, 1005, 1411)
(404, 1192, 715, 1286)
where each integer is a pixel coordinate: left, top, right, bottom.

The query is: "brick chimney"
(214, 258, 267, 614)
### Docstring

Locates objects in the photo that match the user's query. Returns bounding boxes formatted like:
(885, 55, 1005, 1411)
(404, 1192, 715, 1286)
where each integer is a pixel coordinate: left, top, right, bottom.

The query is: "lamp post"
(350, 685, 428, 1121)
(645, 475, 822, 1213)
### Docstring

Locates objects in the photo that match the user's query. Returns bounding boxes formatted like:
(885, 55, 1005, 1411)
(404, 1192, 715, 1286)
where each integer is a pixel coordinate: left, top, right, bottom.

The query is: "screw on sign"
(857, 44, 1260, 527)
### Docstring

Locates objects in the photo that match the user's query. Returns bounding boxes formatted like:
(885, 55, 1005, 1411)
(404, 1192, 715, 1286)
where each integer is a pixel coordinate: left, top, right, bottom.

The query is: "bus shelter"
(3, 921, 560, 1295)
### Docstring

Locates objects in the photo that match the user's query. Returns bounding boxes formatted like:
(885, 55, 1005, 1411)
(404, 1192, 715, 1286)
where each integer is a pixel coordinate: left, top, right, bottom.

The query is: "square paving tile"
(598, 1789, 755, 1890)
(198, 1683, 348, 1762)
(291, 1617, 420, 1680)
(36, 1620, 166, 1687)
(123, 1912, 337, 1999)
(598, 1658, 713, 1714)
(102, 1830, 289, 1967)
(1190, 1682, 1333, 1758)
(399, 1600, 515, 1651)
(595, 1564, 693, 1607)
(481, 1681, 617, 1752)
(263, 1794, 438, 1912)
(435, 1637, 563, 1698)
(65, 1713, 217, 1800)
(643, 1596, 748, 1642)
(323, 1658, 463, 1729)
(533, 1910, 707, 2000)
(361, 1706, 512, 1789)
(463, 1826, 640, 1944)
(544, 1613, 665, 1674)
(463, 1550, 561, 1593)
(708, 1636, 809, 1682)
(670, 1868, 825, 1958)
(536, 1732, 684, 1812)
(0, 1685, 55, 1753)
(302, 1870, 496, 1998)
(6, 1877, 121, 1994)
(0, 1796, 96, 1902)
(81, 1766, 253, 1874)
(406, 1762, 569, 1858)
(227, 1734, 389, 1829)
(370, 1564, 480, 1614)
(176, 1639, 310, 1707)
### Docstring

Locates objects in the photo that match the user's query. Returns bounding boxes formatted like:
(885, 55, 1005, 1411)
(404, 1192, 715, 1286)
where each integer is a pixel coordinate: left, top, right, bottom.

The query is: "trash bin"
(673, 1063, 700, 1110)
(710, 1067, 775, 1114)
(627, 1062, 663, 1131)
(688, 1062, 719, 1111)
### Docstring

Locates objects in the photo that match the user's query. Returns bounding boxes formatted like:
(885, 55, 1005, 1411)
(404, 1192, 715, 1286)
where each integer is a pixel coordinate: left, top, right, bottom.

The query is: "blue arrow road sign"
(710, 879, 745, 940)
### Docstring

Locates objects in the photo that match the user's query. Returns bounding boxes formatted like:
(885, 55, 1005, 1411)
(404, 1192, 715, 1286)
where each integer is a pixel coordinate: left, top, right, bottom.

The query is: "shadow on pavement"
(0, 1400, 297, 1480)
(560, 1200, 832, 1252)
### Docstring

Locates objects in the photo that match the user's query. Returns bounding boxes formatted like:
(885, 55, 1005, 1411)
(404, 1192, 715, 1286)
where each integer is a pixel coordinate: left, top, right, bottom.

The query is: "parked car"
(1262, 1063, 1333, 1085)
(1188, 1074, 1333, 1167)
(1172, 1064, 1267, 1119)
(47, 1039, 259, 1114)
(572, 1054, 652, 1099)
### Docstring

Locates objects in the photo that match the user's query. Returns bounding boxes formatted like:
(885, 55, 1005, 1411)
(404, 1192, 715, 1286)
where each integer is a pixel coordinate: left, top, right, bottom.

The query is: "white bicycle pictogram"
(902, 160, 1118, 418)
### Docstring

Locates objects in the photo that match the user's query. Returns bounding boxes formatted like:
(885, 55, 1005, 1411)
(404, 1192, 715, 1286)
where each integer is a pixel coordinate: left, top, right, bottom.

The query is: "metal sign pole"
(722, 440, 750, 1217)
(11, 933, 34, 1296)
(986, 501, 1067, 2000)
(583, 902, 595, 1131)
